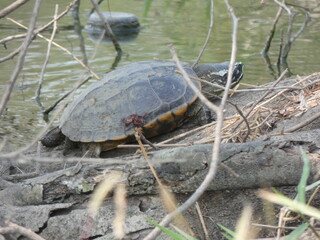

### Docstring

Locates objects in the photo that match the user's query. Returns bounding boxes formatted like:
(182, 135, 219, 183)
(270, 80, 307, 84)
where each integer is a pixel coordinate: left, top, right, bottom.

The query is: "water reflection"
(71, 1, 88, 65)
(86, 29, 140, 44)
(260, 2, 312, 78)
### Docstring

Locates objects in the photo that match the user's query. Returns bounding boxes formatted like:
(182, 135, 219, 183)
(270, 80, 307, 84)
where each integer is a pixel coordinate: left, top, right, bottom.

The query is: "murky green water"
(0, 0, 319, 149)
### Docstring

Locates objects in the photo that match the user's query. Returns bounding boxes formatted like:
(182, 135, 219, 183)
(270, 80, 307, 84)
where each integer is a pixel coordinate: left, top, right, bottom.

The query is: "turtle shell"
(60, 61, 200, 143)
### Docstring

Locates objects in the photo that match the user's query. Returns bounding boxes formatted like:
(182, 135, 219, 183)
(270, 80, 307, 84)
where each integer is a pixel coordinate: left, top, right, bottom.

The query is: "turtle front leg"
(62, 138, 79, 156)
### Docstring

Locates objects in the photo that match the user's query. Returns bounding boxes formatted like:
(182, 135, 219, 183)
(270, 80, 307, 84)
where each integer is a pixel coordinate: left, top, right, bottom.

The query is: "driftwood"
(2, 129, 320, 205)
(0, 130, 319, 239)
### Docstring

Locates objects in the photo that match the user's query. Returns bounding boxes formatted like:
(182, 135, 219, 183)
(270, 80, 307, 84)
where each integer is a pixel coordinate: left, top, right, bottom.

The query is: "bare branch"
(0, 74, 92, 159)
(290, 11, 311, 43)
(195, 202, 210, 240)
(281, 111, 320, 134)
(0, 221, 46, 240)
(0, 0, 79, 64)
(0, 0, 29, 19)
(6, 17, 99, 79)
(90, 0, 122, 57)
(220, 0, 239, 109)
(143, 1, 239, 239)
(231, 68, 288, 133)
(170, 46, 219, 113)
(35, 5, 59, 105)
(88, 0, 104, 16)
(0, 45, 22, 62)
(43, 75, 91, 115)
(0, 0, 42, 115)
(274, 0, 311, 65)
(261, 6, 283, 55)
(0, 0, 79, 47)
(274, 0, 291, 15)
(192, 0, 214, 68)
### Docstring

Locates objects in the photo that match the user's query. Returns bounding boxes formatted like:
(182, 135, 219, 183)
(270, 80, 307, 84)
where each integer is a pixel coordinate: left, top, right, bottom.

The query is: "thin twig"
(0, 221, 46, 240)
(0, 0, 80, 61)
(220, 0, 239, 109)
(113, 184, 127, 239)
(261, 6, 283, 55)
(158, 121, 216, 145)
(0, 0, 79, 45)
(277, 208, 289, 239)
(233, 85, 308, 92)
(6, 17, 99, 79)
(143, 1, 239, 238)
(251, 223, 296, 230)
(227, 101, 251, 142)
(274, 0, 310, 64)
(277, 27, 284, 68)
(134, 129, 162, 186)
(0, 34, 25, 49)
(195, 202, 211, 240)
(90, 0, 122, 56)
(71, 1, 88, 65)
(192, 0, 214, 68)
(88, 0, 104, 16)
(43, 75, 91, 115)
(0, 137, 7, 152)
(170, 46, 219, 113)
(135, 126, 194, 236)
(0, 0, 42, 116)
(231, 68, 288, 133)
(2, 171, 39, 181)
(189, 74, 232, 92)
(35, 4, 59, 105)
(0, 74, 91, 159)
(290, 11, 310, 43)
(117, 143, 191, 149)
(282, 110, 320, 133)
(137, 131, 159, 150)
(220, 162, 240, 177)
(0, 45, 22, 62)
(0, 0, 29, 19)
(274, 0, 291, 15)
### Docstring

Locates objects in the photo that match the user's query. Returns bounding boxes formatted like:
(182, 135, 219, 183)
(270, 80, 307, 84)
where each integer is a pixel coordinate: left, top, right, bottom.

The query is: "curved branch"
(0, 0, 29, 19)
(143, 1, 239, 239)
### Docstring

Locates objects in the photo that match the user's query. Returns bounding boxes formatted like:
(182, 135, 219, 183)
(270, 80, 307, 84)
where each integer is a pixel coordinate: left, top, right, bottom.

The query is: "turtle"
(41, 60, 243, 157)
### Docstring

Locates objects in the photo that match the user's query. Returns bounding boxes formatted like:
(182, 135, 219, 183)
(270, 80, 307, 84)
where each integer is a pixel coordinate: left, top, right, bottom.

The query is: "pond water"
(0, 0, 319, 149)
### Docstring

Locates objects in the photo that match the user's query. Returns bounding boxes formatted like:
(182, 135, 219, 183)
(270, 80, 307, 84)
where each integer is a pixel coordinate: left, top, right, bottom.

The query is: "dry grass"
(199, 72, 320, 144)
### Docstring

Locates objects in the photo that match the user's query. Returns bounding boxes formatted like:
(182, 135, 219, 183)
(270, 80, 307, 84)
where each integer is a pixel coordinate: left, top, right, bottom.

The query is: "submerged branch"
(0, 0, 42, 116)
(192, 0, 214, 68)
(35, 5, 59, 107)
(90, 0, 122, 57)
(261, 5, 283, 56)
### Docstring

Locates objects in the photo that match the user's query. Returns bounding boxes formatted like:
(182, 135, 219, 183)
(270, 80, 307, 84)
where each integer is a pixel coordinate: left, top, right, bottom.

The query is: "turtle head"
(193, 61, 244, 96)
